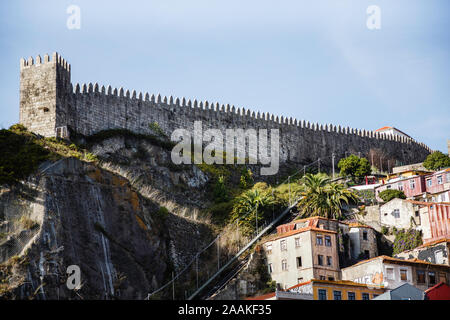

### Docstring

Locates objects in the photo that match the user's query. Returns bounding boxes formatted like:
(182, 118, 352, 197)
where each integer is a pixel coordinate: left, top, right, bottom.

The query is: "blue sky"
(0, 0, 448, 152)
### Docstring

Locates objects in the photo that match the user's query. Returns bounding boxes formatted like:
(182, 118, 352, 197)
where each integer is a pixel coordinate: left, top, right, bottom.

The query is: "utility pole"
(380, 157, 383, 173)
(288, 176, 291, 206)
(172, 272, 175, 300)
(332, 152, 335, 179)
(196, 255, 199, 289)
(217, 236, 220, 270)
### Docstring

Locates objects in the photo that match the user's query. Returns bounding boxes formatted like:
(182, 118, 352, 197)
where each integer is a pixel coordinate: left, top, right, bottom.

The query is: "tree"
(423, 151, 450, 171)
(338, 155, 372, 181)
(297, 173, 359, 219)
(231, 188, 274, 234)
(379, 189, 406, 202)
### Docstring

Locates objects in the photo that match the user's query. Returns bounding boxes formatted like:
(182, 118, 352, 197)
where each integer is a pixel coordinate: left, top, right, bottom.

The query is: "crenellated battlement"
(65, 81, 433, 154)
(20, 52, 71, 72)
(19, 52, 433, 167)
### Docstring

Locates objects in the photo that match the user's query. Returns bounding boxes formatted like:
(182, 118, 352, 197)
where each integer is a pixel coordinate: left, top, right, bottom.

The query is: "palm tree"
(297, 173, 359, 219)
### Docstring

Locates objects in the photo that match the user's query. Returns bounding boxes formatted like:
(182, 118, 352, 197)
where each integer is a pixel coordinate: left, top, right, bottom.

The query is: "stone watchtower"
(19, 52, 72, 138)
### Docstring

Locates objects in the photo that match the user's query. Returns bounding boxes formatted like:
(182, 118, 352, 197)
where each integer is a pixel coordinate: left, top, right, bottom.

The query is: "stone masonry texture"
(19, 53, 433, 169)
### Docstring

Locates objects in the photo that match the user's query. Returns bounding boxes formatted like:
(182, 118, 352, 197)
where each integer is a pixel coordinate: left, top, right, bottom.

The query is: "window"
(333, 291, 342, 300)
(328, 276, 334, 281)
(296, 257, 302, 268)
(427, 179, 432, 187)
(400, 269, 408, 281)
(316, 236, 323, 246)
(439, 272, 447, 284)
(417, 270, 425, 283)
(362, 293, 370, 300)
(327, 256, 332, 266)
(298, 277, 304, 284)
(397, 183, 403, 191)
(295, 237, 301, 248)
(266, 243, 272, 255)
(437, 176, 443, 184)
(415, 210, 419, 217)
(348, 292, 356, 300)
(268, 263, 273, 273)
(363, 231, 368, 241)
(429, 271, 436, 285)
(280, 240, 287, 251)
(319, 275, 326, 280)
(318, 255, 324, 266)
(410, 180, 416, 189)
(281, 259, 288, 271)
(325, 235, 332, 247)
(435, 250, 444, 264)
(364, 250, 370, 258)
(318, 289, 327, 300)
(393, 209, 400, 218)
(386, 268, 394, 280)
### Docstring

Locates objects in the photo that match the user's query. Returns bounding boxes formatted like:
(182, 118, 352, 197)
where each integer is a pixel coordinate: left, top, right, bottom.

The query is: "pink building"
(375, 175, 426, 201)
(375, 168, 450, 202)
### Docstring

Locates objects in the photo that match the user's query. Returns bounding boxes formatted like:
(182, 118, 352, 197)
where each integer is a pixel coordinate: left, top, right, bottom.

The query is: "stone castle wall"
(19, 53, 433, 168)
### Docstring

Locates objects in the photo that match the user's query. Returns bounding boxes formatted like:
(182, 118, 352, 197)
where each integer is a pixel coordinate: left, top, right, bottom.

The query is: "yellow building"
(246, 279, 385, 300)
(304, 279, 385, 300)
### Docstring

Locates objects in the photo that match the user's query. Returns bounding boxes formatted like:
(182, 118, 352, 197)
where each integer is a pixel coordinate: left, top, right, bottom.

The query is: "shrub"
(0, 129, 50, 185)
(393, 228, 422, 255)
(155, 206, 169, 219)
(379, 189, 406, 202)
(213, 175, 229, 203)
(239, 167, 254, 189)
(148, 122, 167, 138)
(381, 226, 389, 235)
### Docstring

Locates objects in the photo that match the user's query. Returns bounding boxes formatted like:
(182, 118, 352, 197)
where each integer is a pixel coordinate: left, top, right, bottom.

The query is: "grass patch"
(18, 216, 39, 230)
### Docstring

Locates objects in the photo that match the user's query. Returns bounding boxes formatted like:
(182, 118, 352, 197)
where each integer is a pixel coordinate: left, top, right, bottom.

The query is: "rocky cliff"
(0, 131, 216, 299)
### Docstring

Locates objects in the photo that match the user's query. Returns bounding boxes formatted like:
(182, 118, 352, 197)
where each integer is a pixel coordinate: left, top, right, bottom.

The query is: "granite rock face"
(0, 157, 212, 299)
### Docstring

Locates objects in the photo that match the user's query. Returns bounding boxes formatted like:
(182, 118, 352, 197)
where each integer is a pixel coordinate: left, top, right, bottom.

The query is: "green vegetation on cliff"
(0, 124, 97, 185)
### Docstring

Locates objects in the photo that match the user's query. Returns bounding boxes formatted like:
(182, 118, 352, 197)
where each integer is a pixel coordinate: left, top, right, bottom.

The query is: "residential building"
(375, 175, 426, 201)
(375, 168, 450, 203)
(263, 217, 379, 289)
(425, 282, 450, 300)
(372, 283, 425, 300)
(374, 126, 411, 139)
(245, 279, 384, 300)
(341, 255, 450, 291)
(413, 201, 450, 243)
(395, 238, 450, 265)
(379, 198, 421, 230)
(346, 222, 378, 261)
(287, 279, 385, 300)
(263, 224, 340, 289)
(366, 198, 449, 245)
